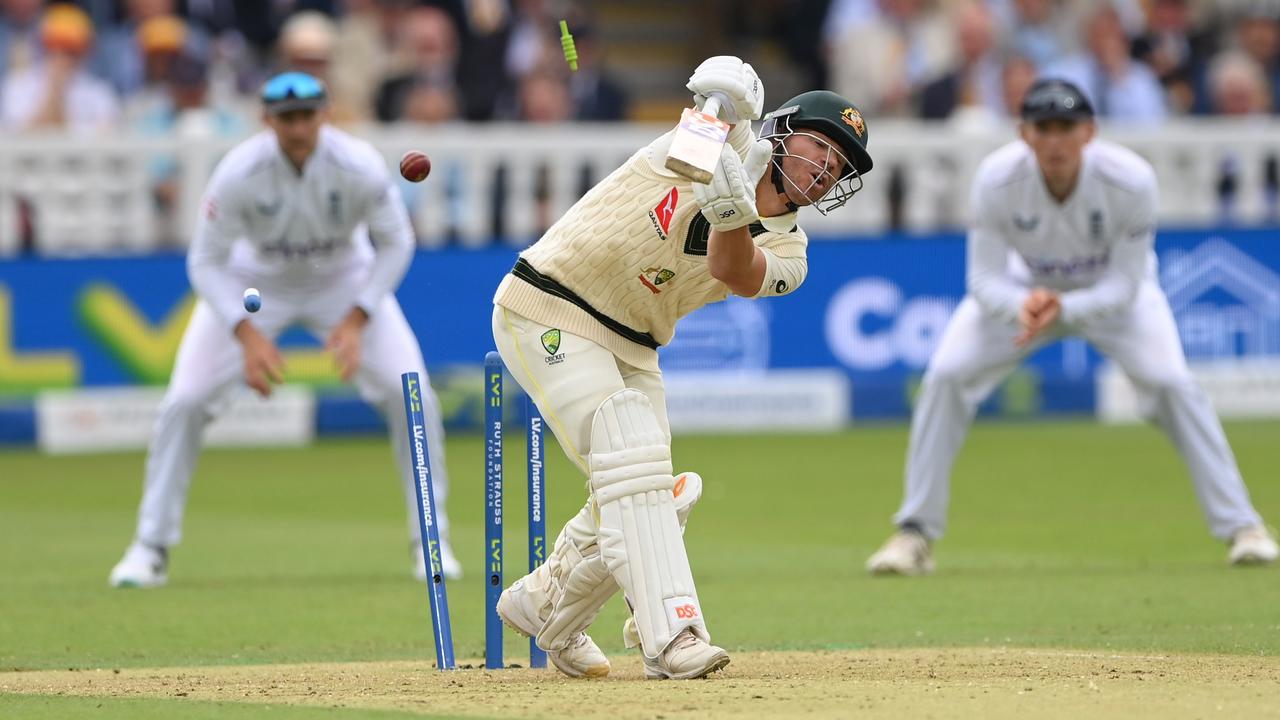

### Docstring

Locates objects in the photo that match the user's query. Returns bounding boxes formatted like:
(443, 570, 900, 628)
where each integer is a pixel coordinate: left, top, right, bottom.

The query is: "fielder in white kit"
(109, 72, 459, 588)
(490, 57, 874, 679)
(867, 78, 1278, 576)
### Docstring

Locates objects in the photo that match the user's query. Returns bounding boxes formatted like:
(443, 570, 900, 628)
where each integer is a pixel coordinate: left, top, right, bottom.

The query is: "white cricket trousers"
(134, 273, 450, 549)
(897, 281, 1263, 541)
(491, 305, 670, 472)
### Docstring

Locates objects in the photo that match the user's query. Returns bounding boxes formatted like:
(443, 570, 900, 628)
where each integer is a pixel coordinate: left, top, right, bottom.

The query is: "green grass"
(1, 420, 1278, 677)
(0, 695, 477, 720)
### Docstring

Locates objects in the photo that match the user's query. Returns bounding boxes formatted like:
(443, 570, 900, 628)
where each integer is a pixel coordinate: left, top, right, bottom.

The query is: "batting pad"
(589, 389, 708, 658)
(536, 510, 617, 652)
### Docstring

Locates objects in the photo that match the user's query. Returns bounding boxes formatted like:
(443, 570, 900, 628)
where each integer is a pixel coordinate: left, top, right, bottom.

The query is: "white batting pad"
(589, 390, 708, 657)
(536, 506, 617, 652)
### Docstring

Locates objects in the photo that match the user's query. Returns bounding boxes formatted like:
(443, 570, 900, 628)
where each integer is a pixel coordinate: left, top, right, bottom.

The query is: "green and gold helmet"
(760, 90, 873, 214)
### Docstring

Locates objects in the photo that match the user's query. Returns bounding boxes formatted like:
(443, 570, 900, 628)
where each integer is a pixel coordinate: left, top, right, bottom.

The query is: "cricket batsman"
(109, 72, 460, 588)
(490, 56, 875, 679)
(867, 78, 1278, 576)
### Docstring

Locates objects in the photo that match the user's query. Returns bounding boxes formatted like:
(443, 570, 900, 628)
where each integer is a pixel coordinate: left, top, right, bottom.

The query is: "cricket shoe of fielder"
(622, 471, 704, 649)
(1228, 525, 1279, 566)
(866, 527, 935, 576)
(109, 541, 169, 588)
(413, 541, 463, 581)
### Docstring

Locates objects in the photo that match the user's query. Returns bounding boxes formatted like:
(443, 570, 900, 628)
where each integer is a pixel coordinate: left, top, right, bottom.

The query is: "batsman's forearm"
(707, 226, 765, 295)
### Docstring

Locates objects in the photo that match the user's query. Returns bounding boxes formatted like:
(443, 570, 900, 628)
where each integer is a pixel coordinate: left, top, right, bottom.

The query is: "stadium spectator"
(327, 0, 390, 124)
(275, 10, 365, 124)
(991, 0, 1078, 69)
(91, 0, 207, 97)
(1047, 5, 1167, 123)
(1130, 0, 1213, 114)
(1227, 3, 1280, 115)
(0, 4, 119, 131)
(999, 53, 1038, 117)
(827, 0, 953, 117)
(919, 0, 1003, 121)
(0, 0, 43, 78)
(1208, 49, 1272, 115)
(565, 20, 628, 121)
(132, 48, 244, 244)
(375, 5, 460, 123)
(120, 15, 188, 122)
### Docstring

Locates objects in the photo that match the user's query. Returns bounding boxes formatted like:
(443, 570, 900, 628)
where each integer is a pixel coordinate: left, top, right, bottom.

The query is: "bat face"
(664, 105, 730, 184)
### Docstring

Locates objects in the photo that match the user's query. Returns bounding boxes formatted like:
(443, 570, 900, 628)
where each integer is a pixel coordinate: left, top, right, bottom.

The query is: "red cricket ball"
(399, 150, 431, 183)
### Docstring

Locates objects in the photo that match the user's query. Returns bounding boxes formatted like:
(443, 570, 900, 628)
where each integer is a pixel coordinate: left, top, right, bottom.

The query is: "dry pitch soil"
(5, 648, 1279, 719)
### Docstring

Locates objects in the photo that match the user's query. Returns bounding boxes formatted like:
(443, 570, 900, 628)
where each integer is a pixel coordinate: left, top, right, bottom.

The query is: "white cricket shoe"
(866, 529, 935, 576)
(413, 542, 463, 581)
(642, 628, 730, 680)
(109, 542, 168, 588)
(496, 580, 610, 678)
(1228, 526, 1279, 566)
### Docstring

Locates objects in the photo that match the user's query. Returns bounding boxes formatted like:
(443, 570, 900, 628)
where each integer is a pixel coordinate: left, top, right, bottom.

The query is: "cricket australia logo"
(840, 107, 865, 137)
(540, 329, 565, 365)
(648, 187, 679, 240)
(639, 267, 676, 294)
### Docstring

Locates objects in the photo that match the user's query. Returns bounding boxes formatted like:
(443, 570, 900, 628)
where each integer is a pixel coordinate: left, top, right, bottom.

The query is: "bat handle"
(700, 94, 723, 121)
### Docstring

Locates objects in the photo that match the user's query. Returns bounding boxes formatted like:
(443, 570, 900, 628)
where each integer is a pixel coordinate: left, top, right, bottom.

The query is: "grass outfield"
(1, 420, 1278, 718)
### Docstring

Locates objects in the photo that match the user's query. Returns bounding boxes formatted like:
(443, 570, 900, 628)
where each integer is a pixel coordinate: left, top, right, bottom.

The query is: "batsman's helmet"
(759, 90, 873, 214)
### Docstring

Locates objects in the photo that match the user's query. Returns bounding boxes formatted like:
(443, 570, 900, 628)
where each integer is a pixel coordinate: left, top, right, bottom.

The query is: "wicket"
(401, 357, 549, 671)
(400, 372, 456, 671)
(484, 351, 550, 670)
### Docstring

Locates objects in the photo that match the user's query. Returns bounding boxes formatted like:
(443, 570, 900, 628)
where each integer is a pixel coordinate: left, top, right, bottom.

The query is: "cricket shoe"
(866, 528, 935, 576)
(496, 579, 610, 678)
(413, 542, 463, 581)
(1228, 526, 1279, 566)
(109, 542, 168, 588)
(642, 628, 730, 680)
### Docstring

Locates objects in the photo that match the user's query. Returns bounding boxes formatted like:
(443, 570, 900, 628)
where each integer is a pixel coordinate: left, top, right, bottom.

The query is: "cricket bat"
(664, 95, 729, 184)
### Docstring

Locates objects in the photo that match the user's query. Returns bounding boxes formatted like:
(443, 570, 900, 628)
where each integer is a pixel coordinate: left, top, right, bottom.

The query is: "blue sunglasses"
(261, 72, 327, 105)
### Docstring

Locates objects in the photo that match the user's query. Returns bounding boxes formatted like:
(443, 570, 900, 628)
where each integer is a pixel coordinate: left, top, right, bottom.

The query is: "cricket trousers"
(896, 280, 1264, 541)
(133, 270, 451, 550)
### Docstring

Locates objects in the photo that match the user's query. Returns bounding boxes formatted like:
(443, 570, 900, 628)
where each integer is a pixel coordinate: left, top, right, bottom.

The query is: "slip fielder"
(109, 72, 460, 588)
(867, 78, 1278, 576)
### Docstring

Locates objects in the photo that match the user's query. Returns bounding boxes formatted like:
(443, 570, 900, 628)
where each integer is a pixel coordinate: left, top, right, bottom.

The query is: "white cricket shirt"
(967, 139, 1159, 325)
(187, 125, 414, 329)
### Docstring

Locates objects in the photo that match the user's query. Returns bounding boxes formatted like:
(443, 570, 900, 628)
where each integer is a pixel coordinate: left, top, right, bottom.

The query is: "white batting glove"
(687, 55, 764, 124)
(693, 139, 772, 231)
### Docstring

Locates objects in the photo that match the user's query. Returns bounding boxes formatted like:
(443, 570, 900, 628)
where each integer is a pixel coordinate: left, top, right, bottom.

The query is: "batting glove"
(693, 138, 773, 231)
(687, 55, 764, 124)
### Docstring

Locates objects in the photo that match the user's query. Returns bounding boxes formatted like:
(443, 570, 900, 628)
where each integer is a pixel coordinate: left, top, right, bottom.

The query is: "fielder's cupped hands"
(1015, 287, 1061, 347)
(234, 320, 285, 397)
(326, 307, 369, 382)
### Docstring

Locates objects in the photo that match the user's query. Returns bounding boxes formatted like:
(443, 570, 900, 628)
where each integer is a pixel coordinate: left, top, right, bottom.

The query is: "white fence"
(2, 119, 1279, 254)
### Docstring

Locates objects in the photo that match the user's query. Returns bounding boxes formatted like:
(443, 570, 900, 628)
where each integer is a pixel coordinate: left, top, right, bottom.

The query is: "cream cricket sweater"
(494, 126, 808, 372)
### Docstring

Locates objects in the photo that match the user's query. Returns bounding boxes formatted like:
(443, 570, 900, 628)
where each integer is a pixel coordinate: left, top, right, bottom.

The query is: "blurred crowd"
(0, 0, 628, 136)
(2, 0, 1278, 136)
(798, 0, 1280, 124)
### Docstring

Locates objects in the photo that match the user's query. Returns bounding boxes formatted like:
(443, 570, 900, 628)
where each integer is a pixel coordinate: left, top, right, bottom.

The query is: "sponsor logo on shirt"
(648, 187, 679, 240)
(638, 267, 676, 294)
(1012, 214, 1039, 231)
(260, 236, 339, 260)
(1024, 249, 1112, 277)
(540, 329, 564, 365)
(329, 191, 342, 224)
